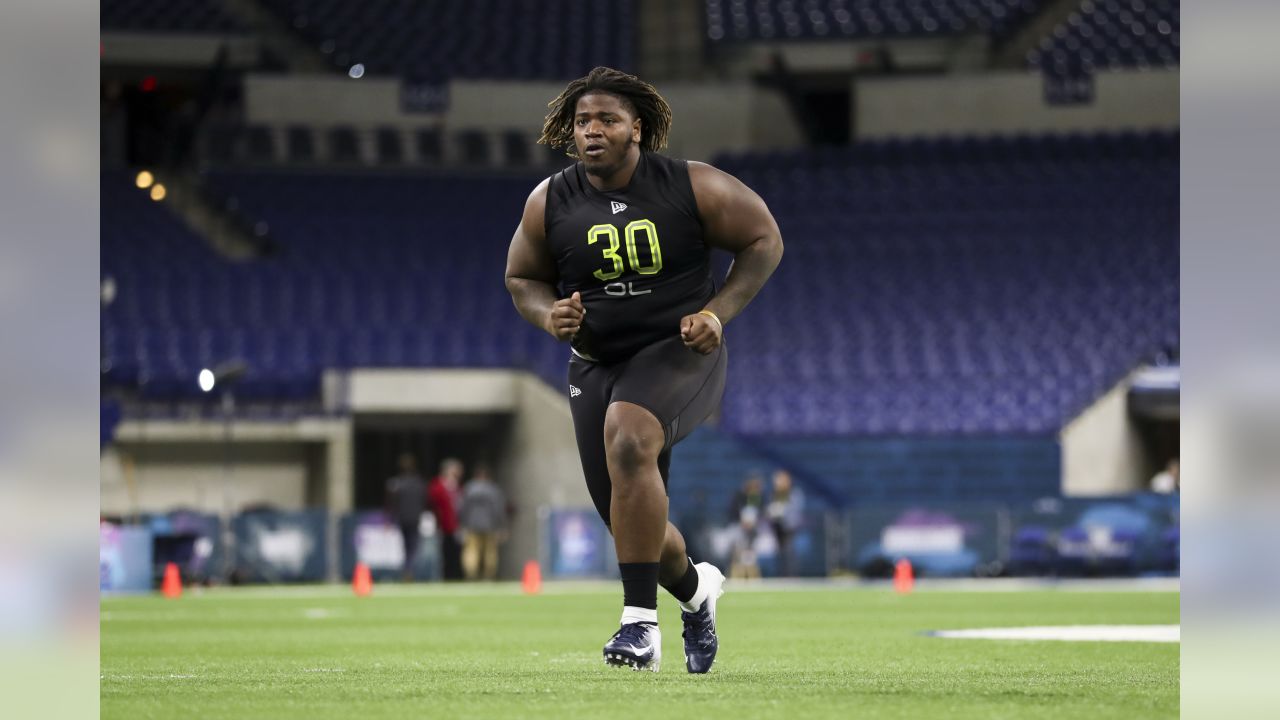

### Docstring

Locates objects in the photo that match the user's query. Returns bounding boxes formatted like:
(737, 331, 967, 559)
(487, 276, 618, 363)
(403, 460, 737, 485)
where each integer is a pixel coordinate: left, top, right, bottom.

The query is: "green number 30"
(587, 220, 662, 281)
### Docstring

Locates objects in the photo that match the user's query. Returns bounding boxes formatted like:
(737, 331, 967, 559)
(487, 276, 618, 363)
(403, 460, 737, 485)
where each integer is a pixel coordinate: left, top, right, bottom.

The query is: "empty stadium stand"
(258, 0, 636, 79)
(1027, 0, 1179, 75)
(703, 0, 1047, 42)
(102, 130, 1176, 442)
(101, 0, 248, 33)
(714, 130, 1177, 436)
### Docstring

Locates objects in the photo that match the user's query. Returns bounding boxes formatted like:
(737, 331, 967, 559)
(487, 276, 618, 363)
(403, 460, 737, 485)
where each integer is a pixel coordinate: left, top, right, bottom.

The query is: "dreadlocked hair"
(538, 66, 672, 158)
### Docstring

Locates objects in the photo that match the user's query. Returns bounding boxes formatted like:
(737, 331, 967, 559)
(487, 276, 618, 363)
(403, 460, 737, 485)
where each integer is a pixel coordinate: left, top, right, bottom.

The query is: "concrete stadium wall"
(498, 373, 594, 579)
(243, 75, 805, 161)
(101, 32, 262, 68)
(102, 416, 349, 518)
(714, 35, 987, 78)
(342, 368, 520, 413)
(855, 68, 1179, 138)
(1060, 374, 1148, 495)
(449, 80, 807, 159)
(243, 69, 1177, 163)
(245, 74, 437, 128)
(101, 443, 314, 516)
(448, 80, 807, 159)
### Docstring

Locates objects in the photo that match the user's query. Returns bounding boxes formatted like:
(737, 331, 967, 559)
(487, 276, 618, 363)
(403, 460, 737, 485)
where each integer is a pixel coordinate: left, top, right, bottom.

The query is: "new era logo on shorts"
(569, 384, 582, 398)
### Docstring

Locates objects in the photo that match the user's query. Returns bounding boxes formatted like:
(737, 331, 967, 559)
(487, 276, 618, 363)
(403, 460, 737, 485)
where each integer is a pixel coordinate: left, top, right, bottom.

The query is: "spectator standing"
(729, 505, 761, 581)
(459, 464, 508, 581)
(728, 474, 766, 580)
(384, 453, 427, 581)
(766, 469, 805, 577)
(428, 458, 465, 580)
(729, 473, 765, 524)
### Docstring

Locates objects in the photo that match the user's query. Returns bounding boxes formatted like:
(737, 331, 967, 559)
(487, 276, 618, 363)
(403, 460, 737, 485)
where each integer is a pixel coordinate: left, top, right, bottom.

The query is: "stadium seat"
(102, 0, 248, 34)
(256, 0, 636, 80)
(457, 130, 492, 166)
(503, 131, 533, 168)
(703, 0, 1048, 44)
(286, 126, 316, 163)
(415, 128, 444, 164)
(203, 122, 240, 165)
(544, 143, 570, 169)
(374, 127, 404, 165)
(1027, 0, 1180, 75)
(244, 125, 276, 164)
(328, 126, 361, 164)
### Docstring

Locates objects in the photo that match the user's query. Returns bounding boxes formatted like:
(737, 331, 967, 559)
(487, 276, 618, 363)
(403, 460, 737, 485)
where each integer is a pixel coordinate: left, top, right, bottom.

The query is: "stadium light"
(348, 63, 365, 79)
(150, 183, 167, 201)
(198, 362, 247, 393)
(135, 170, 154, 189)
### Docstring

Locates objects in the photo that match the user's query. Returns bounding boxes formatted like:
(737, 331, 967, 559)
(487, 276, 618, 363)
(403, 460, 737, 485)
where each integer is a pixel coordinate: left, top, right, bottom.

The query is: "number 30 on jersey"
(587, 220, 663, 282)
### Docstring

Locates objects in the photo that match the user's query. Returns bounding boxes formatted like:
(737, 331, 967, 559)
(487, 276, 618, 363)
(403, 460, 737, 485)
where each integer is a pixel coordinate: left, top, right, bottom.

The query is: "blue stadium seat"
(704, 0, 1047, 43)
(102, 130, 1177, 426)
(328, 126, 361, 164)
(259, 0, 636, 79)
(102, 0, 248, 33)
(1027, 0, 1179, 75)
(374, 127, 404, 165)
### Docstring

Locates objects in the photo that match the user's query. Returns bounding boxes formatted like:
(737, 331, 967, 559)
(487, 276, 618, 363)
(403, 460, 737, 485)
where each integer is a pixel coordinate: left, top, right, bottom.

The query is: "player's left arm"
(682, 161, 784, 354)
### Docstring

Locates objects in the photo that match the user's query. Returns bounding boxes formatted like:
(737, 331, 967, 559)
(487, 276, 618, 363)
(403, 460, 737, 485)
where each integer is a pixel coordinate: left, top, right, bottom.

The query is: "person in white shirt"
(1150, 458, 1179, 494)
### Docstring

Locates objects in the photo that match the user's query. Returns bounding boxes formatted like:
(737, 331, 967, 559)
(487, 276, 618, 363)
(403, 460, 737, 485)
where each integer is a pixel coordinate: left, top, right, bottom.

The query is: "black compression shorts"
(567, 334, 728, 526)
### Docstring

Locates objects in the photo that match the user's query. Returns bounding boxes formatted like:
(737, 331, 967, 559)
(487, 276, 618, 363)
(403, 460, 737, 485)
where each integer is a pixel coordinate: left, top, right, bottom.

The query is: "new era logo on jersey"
(611, 201, 627, 215)
(569, 385, 582, 398)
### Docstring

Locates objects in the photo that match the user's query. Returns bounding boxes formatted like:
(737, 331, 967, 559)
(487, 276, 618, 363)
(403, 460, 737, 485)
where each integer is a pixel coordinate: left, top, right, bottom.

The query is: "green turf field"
(101, 583, 1178, 719)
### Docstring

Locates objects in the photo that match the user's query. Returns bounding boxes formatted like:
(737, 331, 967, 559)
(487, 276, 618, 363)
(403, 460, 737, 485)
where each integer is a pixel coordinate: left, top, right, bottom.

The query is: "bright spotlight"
(135, 170, 154, 189)
(348, 63, 365, 79)
(150, 183, 167, 201)
(198, 361, 247, 394)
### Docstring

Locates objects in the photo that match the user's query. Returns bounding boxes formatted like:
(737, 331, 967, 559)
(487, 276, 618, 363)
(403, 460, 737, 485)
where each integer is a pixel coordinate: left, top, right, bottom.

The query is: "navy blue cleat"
(603, 622, 662, 672)
(681, 562, 726, 674)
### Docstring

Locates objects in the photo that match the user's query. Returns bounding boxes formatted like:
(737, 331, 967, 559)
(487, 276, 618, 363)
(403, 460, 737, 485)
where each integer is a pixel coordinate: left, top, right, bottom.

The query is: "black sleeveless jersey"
(545, 152, 714, 363)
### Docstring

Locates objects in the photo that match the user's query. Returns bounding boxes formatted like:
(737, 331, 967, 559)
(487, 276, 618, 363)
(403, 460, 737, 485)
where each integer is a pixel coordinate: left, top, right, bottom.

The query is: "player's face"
(574, 92, 641, 175)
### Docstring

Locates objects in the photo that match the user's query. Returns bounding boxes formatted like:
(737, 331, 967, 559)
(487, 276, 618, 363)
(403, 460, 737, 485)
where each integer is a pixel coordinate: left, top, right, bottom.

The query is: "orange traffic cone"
(521, 560, 542, 595)
(893, 558, 914, 594)
(352, 562, 373, 597)
(161, 562, 182, 599)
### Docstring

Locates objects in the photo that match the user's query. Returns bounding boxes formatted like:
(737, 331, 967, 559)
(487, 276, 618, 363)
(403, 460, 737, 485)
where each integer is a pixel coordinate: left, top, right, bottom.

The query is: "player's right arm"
(505, 178, 584, 341)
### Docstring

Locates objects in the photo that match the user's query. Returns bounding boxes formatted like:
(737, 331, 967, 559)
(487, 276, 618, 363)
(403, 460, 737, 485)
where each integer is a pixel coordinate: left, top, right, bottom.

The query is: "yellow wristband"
(698, 309, 723, 331)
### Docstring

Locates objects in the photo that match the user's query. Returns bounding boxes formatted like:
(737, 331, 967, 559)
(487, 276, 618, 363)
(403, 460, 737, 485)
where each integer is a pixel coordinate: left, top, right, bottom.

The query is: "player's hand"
(545, 291, 585, 341)
(680, 311, 722, 354)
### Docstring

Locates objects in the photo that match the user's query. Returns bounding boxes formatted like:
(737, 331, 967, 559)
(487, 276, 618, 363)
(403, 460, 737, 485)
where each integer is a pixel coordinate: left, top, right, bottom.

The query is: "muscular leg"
(599, 403, 695, 587)
(604, 402, 668, 563)
(658, 522, 691, 587)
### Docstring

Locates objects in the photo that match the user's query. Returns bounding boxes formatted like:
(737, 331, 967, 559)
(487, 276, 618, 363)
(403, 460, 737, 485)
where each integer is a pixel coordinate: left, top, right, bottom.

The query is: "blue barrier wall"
(840, 494, 1178, 578)
(101, 493, 1179, 591)
(338, 511, 440, 582)
(668, 426, 1061, 520)
(142, 510, 223, 584)
(542, 509, 618, 579)
(231, 509, 329, 583)
(100, 523, 153, 593)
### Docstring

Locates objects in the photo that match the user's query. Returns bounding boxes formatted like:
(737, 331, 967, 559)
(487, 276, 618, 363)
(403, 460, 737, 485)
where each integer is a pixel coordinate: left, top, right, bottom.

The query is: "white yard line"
(930, 625, 1180, 642)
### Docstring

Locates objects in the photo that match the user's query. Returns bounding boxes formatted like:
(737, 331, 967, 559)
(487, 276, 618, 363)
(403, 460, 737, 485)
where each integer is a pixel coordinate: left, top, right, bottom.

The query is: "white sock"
(620, 606, 658, 626)
(678, 562, 709, 613)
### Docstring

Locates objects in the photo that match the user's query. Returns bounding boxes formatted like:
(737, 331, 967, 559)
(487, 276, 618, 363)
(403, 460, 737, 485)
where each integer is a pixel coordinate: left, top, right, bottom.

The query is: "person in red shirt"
(428, 458, 465, 580)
